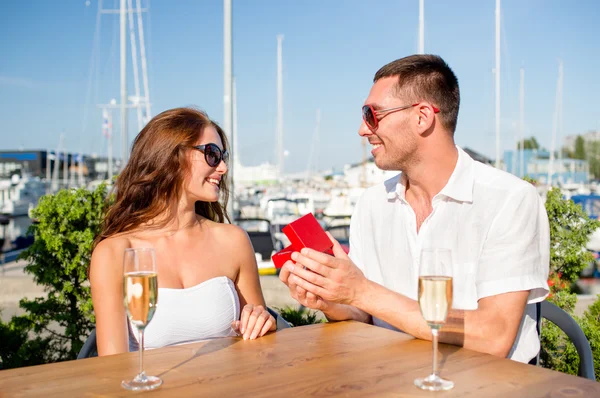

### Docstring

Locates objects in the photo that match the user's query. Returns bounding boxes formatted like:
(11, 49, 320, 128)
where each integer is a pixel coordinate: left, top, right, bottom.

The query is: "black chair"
(267, 307, 292, 330)
(77, 328, 98, 359)
(531, 300, 595, 380)
(235, 218, 278, 261)
(77, 307, 291, 359)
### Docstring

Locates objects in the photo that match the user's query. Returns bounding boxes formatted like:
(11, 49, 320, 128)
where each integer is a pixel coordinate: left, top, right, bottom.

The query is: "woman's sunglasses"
(362, 103, 440, 131)
(192, 143, 229, 167)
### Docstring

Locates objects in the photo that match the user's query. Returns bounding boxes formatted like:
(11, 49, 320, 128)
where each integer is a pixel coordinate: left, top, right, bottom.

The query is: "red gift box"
(272, 213, 333, 269)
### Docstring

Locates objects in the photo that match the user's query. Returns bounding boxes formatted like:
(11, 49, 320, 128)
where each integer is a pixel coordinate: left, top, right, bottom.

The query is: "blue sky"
(1, 0, 599, 173)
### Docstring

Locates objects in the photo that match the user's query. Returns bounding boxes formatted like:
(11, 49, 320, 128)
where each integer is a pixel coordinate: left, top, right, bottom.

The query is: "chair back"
(77, 329, 98, 359)
(267, 307, 292, 330)
(531, 300, 595, 380)
(236, 218, 277, 260)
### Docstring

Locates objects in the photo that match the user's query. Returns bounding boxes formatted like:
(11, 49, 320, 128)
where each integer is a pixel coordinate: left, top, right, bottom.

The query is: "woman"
(90, 107, 275, 356)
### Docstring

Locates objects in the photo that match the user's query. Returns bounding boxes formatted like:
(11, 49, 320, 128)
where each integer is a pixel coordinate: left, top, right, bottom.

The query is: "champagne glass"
(122, 248, 162, 391)
(414, 248, 454, 391)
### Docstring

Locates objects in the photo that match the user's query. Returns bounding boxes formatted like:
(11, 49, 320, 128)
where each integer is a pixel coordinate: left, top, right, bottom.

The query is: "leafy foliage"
(518, 137, 540, 150)
(0, 184, 108, 369)
(545, 187, 599, 288)
(539, 186, 600, 379)
(584, 140, 600, 179)
(574, 136, 587, 160)
(275, 306, 324, 327)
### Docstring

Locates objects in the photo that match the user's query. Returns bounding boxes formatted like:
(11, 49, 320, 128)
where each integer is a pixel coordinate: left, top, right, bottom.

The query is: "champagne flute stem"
(431, 328, 439, 378)
(138, 328, 145, 379)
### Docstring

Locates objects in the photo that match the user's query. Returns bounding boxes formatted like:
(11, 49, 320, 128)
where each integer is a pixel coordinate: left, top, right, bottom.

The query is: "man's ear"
(416, 103, 436, 136)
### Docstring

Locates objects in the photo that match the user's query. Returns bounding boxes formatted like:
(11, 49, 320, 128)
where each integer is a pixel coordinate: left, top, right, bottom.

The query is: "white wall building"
(563, 131, 600, 152)
(234, 162, 278, 185)
(343, 160, 399, 188)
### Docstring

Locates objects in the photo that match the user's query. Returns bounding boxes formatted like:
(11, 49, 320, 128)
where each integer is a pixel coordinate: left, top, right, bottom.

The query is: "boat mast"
(307, 109, 321, 178)
(135, 0, 151, 122)
(495, 0, 501, 169)
(519, 68, 525, 177)
(418, 0, 424, 54)
(119, 0, 128, 165)
(127, 0, 143, 132)
(223, 0, 234, 218)
(276, 34, 284, 181)
(548, 59, 563, 187)
(233, 76, 241, 176)
(51, 134, 63, 193)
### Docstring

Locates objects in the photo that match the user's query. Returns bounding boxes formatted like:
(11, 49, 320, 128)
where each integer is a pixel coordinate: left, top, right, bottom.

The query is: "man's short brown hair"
(374, 54, 460, 134)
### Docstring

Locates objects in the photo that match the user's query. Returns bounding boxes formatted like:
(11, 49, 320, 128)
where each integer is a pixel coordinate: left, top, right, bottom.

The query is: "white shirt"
(348, 146, 550, 363)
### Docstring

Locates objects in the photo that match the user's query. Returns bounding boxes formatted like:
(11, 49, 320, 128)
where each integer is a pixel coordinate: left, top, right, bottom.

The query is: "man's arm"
(285, 255, 528, 357)
(354, 277, 528, 356)
(287, 181, 549, 358)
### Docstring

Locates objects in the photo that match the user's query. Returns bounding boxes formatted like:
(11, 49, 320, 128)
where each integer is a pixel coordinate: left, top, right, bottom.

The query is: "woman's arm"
(89, 238, 130, 356)
(227, 225, 276, 340)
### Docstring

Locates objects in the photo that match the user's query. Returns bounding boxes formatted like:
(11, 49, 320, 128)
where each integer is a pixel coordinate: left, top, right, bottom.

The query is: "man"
(279, 54, 549, 363)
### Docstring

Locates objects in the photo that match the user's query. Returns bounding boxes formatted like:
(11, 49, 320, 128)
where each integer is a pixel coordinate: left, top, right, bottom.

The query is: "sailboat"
(0, 174, 47, 217)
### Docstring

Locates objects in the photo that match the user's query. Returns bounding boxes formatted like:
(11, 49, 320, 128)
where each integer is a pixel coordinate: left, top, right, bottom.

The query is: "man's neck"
(404, 144, 459, 204)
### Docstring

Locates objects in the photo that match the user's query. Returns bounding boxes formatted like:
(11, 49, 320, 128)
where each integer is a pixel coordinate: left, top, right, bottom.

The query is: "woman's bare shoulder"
(93, 235, 132, 255)
(90, 235, 132, 280)
(208, 221, 249, 241)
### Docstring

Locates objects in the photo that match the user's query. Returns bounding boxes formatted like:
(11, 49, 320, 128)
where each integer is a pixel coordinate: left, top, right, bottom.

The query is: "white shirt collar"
(385, 146, 474, 203)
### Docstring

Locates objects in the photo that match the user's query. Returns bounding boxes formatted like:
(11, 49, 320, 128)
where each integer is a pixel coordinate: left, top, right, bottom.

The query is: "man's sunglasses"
(362, 103, 440, 131)
(192, 143, 229, 167)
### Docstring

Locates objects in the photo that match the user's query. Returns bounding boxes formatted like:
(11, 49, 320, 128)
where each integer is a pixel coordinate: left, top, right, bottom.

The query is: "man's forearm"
(323, 302, 372, 323)
(350, 280, 523, 357)
(352, 280, 475, 345)
(352, 279, 433, 339)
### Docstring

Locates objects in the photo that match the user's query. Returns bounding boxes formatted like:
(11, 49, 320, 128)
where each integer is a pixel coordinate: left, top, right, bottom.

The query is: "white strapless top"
(129, 276, 240, 350)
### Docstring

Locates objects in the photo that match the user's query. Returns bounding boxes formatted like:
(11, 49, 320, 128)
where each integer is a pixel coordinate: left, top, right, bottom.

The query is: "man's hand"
(281, 232, 368, 306)
(279, 260, 332, 311)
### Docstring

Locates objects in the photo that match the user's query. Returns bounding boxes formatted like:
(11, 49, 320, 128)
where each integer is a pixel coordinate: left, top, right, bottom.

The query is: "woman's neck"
(145, 198, 203, 234)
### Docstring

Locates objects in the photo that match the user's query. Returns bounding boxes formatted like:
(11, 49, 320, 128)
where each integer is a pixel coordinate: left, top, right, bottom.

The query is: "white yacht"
(0, 175, 47, 216)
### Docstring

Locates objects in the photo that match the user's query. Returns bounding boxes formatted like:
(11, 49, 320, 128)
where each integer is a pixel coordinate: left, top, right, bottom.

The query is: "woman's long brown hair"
(95, 107, 230, 247)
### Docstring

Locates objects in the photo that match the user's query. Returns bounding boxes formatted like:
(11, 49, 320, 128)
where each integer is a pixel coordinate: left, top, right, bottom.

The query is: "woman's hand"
(233, 304, 276, 340)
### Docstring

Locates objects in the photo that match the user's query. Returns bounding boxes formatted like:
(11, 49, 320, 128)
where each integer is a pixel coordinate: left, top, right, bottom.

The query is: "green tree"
(561, 146, 574, 159)
(586, 141, 600, 179)
(574, 136, 586, 160)
(0, 184, 108, 369)
(518, 136, 540, 150)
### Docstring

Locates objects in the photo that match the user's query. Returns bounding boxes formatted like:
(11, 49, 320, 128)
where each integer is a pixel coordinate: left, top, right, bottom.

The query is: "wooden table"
(0, 321, 598, 397)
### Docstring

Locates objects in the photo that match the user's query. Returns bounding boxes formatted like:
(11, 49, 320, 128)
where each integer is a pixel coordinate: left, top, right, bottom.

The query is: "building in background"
(503, 149, 589, 185)
(463, 147, 493, 165)
(0, 150, 119, 183)
(563, 131, 600, 152)
(0, 151, 48, 179)
(342, 159, 398, 188)
(234, 162, 279, 186)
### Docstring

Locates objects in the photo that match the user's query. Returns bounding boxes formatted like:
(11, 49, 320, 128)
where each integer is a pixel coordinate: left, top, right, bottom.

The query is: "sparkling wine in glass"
(121, 247, 162, 391)
(414, 248, 454, 391)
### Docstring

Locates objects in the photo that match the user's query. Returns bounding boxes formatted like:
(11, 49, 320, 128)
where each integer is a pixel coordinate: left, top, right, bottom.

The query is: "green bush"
(545, 187, 599, 288)
(0, 184, 108, 369)
(275, 306, 324, 327)
(539, 186, 600, 379)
